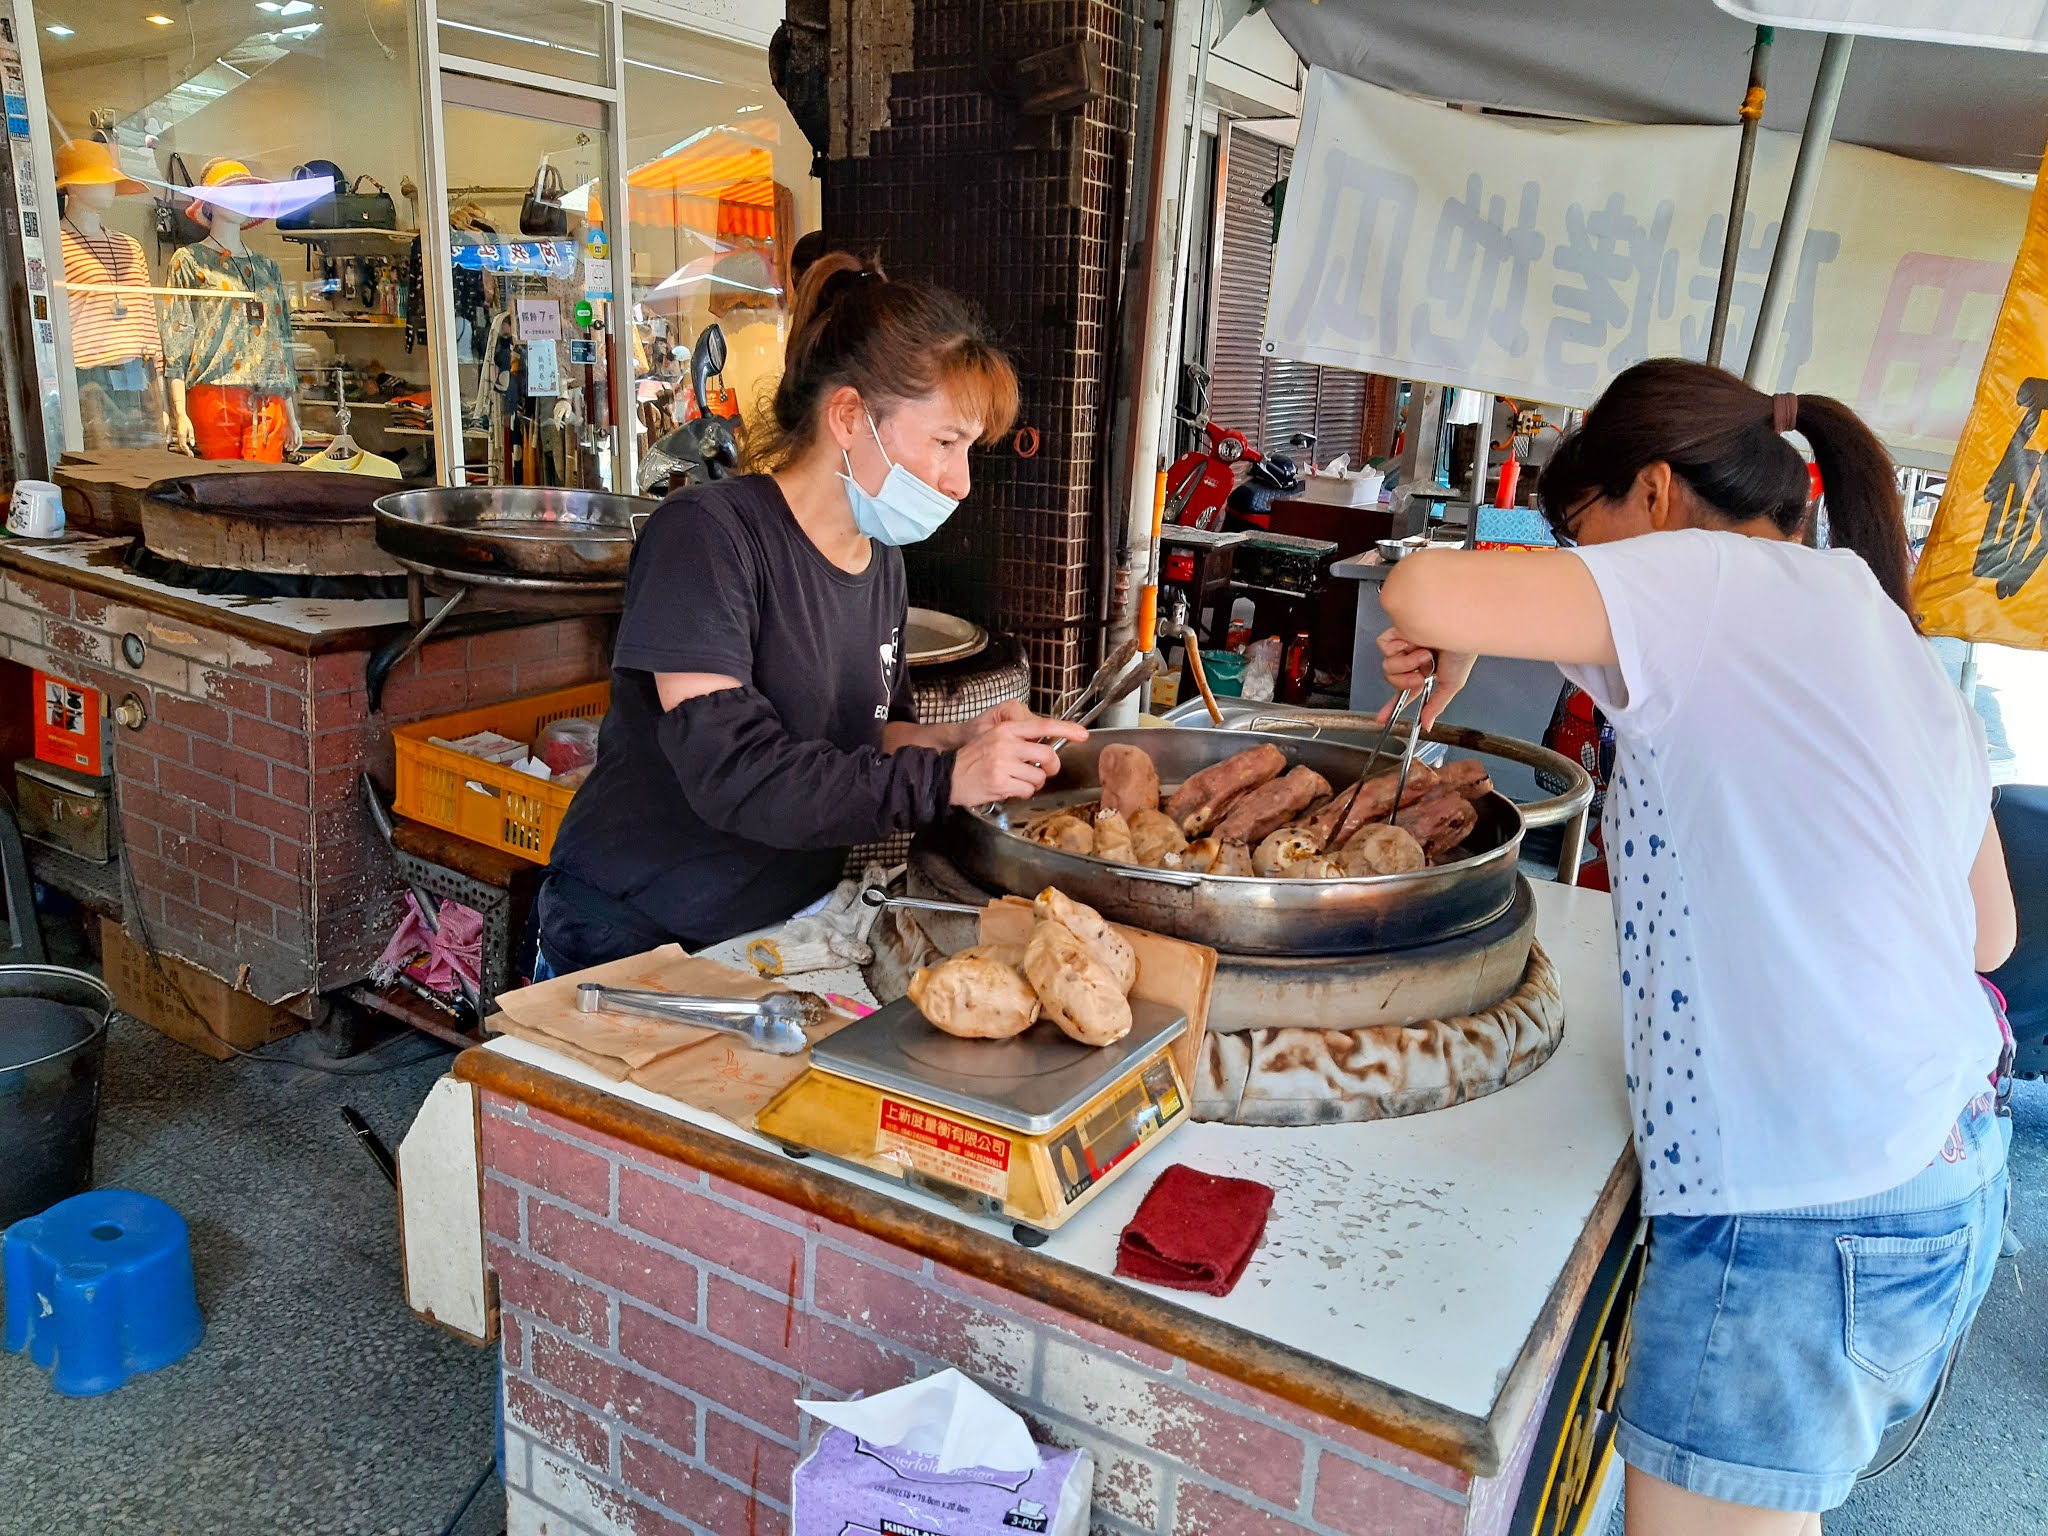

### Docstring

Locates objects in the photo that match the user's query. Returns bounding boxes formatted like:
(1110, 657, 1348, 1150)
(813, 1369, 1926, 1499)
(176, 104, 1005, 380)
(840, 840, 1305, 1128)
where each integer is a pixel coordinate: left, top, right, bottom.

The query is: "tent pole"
(1744, 32, 1853, 387)
(1707, 25, 1772, 369)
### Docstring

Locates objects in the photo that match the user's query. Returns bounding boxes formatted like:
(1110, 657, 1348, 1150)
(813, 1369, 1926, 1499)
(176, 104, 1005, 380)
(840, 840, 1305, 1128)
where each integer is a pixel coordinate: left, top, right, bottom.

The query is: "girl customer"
(539, 253, 1081, 973)
(1377, 359, 2015, 1535)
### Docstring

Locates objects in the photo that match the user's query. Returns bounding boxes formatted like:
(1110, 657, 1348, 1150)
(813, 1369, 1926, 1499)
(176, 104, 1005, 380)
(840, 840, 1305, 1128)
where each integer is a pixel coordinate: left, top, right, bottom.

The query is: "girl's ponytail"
(1789, 392, 1912, 615)
(1536, 360, 1913, 617)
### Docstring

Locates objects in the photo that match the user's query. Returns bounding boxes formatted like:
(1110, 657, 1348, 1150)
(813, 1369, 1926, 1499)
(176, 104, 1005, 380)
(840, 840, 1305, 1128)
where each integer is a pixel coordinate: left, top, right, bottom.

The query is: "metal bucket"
(0, 967, 115, 1228)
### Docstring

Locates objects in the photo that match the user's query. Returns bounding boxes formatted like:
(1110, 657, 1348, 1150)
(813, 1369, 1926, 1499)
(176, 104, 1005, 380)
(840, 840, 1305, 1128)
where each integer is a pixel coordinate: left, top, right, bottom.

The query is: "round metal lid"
(904, 606, 987, 666)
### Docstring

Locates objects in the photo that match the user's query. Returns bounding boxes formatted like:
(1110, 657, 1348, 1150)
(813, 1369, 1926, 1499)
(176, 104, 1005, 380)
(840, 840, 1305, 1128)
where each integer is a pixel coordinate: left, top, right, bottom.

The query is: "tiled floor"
(0, 1007, 501, 1536)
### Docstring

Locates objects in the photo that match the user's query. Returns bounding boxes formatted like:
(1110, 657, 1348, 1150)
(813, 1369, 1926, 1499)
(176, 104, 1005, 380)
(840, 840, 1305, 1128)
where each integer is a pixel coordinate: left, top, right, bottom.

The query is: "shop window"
(620, 13, 819, 493)
(440, 73, 615, 489)
(38, 0, 431, 473)
(437, 0, 609, 92)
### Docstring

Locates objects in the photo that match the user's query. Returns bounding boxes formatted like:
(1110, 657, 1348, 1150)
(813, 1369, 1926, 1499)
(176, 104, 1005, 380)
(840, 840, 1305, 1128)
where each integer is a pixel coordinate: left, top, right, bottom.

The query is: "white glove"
(746, 867, 898, 977)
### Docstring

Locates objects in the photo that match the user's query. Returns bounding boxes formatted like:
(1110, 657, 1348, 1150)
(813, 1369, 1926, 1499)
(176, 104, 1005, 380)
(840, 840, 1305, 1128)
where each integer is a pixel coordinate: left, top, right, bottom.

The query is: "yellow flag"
(1911, 145, 2048, 649)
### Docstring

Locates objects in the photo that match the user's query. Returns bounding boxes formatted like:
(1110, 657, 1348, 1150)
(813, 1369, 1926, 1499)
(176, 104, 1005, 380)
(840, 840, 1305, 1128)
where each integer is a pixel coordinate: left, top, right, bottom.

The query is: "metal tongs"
(985, 642, 1161, 828)
(575, 982, 813, 1056)
(860, 887, 985, 918)
(1058, 639, 1160, 731)
(1367, 675, 1436, 825)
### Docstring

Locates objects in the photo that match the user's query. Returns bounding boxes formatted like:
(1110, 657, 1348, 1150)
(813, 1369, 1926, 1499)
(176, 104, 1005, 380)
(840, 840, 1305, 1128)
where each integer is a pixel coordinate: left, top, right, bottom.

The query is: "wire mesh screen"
(846, 634, 1031, 873)
(820, 0, 1141, 711)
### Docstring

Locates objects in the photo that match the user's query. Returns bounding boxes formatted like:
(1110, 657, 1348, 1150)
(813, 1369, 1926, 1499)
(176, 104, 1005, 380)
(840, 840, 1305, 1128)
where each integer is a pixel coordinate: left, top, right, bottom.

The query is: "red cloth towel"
(1115, 1164, 1274, 1296)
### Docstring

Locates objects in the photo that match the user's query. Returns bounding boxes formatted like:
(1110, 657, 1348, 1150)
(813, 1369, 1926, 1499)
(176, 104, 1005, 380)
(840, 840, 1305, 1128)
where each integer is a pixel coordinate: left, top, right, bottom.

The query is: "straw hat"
(53, 140, 146, 197)
(184, 157, 269, 228)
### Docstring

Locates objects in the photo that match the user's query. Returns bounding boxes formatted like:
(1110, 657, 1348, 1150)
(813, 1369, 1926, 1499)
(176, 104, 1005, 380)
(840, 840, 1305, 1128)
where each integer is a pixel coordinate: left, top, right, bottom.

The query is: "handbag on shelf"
(519, 161, 569, 238)
(330, 174, 398, 230)
(277, 159, 346, 231)
(152, 152, 212, 252)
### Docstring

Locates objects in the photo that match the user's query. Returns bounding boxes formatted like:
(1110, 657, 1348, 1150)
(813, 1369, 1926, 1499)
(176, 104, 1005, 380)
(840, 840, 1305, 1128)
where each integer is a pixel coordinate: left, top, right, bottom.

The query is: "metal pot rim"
(0, 965, 115, 1075)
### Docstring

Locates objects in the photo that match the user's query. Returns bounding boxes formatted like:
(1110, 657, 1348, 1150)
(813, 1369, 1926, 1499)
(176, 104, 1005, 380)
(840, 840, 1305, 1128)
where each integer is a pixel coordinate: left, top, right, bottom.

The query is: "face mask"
(841, 410, 958, 546)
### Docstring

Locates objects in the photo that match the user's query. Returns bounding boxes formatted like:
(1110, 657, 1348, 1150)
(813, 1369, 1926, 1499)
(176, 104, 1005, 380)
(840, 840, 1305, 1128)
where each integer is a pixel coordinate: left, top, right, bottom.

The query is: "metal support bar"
(1707, 26, 1772, 369)
(1744, 33, 1853, 388)
(1106, 0, 1213, 723)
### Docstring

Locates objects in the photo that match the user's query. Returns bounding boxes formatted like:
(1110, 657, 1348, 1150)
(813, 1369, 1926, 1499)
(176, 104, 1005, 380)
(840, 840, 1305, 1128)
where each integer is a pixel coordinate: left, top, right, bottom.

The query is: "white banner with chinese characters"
(1266, 69, 2030, 465)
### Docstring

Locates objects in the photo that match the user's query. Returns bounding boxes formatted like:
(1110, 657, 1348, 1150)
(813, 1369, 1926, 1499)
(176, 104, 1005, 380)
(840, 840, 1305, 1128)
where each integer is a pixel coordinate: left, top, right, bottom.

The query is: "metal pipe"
(1744, 33, 1853, 388)
(1106, 0, 1212, 723)
(1136, 0, 1222, 662)
(1707, 26, 1772, 369)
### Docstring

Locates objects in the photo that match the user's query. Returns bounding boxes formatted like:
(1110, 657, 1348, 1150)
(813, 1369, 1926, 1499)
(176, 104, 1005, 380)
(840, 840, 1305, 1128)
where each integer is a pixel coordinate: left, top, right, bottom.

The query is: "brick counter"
(0, 548, 610, 999)
(478, 1093, 1571, 1536)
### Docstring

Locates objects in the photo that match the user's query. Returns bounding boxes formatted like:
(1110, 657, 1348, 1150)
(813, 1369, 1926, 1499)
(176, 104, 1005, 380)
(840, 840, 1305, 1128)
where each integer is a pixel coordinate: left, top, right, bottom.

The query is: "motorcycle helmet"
(1252, 454, 1298, 491)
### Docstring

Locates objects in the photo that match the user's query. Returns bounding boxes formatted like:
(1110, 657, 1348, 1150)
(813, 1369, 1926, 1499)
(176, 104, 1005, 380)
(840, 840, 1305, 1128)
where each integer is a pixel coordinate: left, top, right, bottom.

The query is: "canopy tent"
(1260, 0, 2048, 173)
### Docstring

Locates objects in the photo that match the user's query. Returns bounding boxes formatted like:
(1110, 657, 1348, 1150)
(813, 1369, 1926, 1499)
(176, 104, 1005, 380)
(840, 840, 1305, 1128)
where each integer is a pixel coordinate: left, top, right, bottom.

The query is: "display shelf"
(279, 227, 417, 259)
(290, 315, 407, 329)
(300, 398, 397, 411)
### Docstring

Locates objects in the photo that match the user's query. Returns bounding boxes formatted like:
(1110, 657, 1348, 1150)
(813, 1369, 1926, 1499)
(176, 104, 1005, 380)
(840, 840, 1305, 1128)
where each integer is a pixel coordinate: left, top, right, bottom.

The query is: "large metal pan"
(143, 471, 404, 576)
(373, 487, 655, 582)
(1162, 698, 1598, 884)
(930, 727, 1526, 955)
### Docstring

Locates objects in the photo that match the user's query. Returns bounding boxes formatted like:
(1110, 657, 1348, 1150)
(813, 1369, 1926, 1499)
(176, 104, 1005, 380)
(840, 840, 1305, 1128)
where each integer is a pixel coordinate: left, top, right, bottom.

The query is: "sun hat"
(184, 157, 270, 228)
(53, 139, 147, 197)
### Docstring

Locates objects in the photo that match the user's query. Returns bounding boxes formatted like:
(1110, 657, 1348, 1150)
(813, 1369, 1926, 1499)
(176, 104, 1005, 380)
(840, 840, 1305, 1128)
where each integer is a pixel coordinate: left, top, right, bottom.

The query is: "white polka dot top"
(1561, 530, 1999, 1216)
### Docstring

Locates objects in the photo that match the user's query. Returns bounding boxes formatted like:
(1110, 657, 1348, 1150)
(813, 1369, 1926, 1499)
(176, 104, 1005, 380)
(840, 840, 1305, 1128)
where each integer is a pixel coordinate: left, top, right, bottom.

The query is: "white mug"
(6, 480, 64, 540)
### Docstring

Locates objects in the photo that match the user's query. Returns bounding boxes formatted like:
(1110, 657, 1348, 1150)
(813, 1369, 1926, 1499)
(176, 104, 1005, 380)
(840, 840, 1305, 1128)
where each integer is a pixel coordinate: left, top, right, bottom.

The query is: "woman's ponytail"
(1790, 392, 1912, 615)
(751, 247, 1016, 473)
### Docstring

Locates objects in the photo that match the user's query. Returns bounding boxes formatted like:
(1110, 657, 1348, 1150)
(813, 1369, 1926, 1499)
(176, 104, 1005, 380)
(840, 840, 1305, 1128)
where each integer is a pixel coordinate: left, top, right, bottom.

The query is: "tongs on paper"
(575, 983, 815, 1056)
(1367, 675, 1436, 825)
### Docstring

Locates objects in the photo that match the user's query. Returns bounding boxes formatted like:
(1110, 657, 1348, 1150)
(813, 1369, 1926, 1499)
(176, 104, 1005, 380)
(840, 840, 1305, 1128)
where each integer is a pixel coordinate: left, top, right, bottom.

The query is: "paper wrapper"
(492, 945, 854, 1124)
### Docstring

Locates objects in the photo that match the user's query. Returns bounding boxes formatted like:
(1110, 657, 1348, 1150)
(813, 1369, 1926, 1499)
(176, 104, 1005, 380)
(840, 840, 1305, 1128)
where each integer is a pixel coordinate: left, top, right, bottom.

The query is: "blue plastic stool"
(3, 1189, 202, 1395)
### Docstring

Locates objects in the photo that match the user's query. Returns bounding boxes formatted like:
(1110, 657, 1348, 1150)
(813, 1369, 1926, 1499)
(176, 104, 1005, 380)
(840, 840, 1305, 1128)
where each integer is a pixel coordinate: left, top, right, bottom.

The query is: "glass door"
(436, 72, 617, 489)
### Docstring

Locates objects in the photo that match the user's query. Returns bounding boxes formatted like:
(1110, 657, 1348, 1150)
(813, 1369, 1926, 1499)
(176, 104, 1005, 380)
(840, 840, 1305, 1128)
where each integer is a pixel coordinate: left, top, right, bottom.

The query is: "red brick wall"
(0, 569, 608, 998)
(480, 1094, 1526, 1536)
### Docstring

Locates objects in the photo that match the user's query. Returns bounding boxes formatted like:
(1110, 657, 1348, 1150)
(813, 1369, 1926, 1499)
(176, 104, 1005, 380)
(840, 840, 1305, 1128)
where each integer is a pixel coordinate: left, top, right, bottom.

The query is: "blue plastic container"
(4, 1189, 203, 1394)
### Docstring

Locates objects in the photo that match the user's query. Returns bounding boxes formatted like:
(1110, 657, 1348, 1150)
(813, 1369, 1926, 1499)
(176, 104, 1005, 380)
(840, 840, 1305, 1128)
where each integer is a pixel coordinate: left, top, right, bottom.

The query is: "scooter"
(1164, 418, 1263, 532)
(636, 325, 741, 496)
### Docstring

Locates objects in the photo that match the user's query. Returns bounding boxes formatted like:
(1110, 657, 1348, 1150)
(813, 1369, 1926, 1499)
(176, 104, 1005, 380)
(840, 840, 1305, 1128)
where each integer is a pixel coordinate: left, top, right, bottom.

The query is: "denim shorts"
(1616, 1096, 2010, 1511)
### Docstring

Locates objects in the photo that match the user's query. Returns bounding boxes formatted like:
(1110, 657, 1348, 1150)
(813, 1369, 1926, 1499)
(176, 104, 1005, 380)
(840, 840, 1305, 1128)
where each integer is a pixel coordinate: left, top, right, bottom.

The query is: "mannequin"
(54, 140, 164, 449)
(162, 158, 301, 461)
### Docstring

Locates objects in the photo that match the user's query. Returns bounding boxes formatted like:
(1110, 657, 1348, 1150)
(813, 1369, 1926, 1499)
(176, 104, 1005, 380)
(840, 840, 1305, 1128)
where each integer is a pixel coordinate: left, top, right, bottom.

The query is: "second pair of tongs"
(1365, 675, 1436, 826)
(986, 643, 1161, 828)
(576, 982, 818, 1056)
(1060, 639, 1160, 730)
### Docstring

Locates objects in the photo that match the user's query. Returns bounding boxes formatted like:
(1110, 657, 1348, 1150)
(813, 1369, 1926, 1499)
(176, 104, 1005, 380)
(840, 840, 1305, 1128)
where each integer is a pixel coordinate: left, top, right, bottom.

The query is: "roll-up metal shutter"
(1315, 368, 1367, 465)
(1207, 131, 1372, 466)
(1209, 126, 1280, 445)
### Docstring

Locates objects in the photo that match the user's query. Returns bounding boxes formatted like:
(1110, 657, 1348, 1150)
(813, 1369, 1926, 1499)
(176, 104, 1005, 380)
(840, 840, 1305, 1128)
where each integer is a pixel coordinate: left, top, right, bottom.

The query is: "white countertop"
(483, 881, 1628, 1427)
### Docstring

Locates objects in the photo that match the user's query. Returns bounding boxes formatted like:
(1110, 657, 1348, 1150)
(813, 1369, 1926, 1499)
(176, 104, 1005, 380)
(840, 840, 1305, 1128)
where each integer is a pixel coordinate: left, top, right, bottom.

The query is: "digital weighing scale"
(754, 995, 1191, 1245)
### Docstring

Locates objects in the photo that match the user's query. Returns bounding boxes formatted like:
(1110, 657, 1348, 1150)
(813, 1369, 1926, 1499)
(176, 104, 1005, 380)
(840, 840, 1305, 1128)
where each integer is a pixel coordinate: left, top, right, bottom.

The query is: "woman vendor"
(538, 253, 1082, 974)
(1376, 359, 2016, 1536)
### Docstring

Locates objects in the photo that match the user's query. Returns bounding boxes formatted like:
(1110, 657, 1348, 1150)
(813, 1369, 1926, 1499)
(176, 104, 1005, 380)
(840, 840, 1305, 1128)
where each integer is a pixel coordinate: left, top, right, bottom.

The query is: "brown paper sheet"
(491, 944, 854, 1121)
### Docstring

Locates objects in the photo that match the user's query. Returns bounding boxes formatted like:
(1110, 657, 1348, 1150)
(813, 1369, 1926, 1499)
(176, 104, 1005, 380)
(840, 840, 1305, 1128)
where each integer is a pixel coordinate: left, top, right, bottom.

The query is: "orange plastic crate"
(390, 681, 609, 863)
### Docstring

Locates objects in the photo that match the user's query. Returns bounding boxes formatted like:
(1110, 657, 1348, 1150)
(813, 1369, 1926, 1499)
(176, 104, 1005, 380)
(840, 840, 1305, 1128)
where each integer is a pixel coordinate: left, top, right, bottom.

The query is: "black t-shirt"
(541, 475, 952, 969)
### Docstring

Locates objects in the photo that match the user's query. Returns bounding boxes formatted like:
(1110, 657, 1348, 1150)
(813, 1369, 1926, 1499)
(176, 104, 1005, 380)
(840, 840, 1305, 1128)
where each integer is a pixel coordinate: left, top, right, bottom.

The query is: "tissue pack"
(792, 1371, 1091, 1536)
(791, 1425, 1092, 1536)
